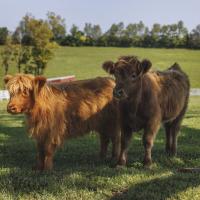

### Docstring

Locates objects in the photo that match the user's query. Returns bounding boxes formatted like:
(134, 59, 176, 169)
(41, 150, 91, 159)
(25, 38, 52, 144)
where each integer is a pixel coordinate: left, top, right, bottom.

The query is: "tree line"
(0, 12, 200, 49)
(1, 12, 200, 77)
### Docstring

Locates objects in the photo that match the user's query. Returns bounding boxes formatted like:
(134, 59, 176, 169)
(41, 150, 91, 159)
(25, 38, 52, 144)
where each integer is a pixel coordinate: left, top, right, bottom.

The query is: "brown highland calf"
(102, 56, 190, 167)
(4, 74, 120, 170)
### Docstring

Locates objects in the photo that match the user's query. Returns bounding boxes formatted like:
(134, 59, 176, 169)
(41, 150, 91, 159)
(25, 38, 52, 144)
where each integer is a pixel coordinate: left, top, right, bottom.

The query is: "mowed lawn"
(0, 96, 200, 199)
(0, 47, 200, 88)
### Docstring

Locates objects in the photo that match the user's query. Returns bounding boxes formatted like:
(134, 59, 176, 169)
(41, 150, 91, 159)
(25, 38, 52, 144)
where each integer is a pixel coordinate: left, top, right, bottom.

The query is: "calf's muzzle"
(113, 88, 127, 99)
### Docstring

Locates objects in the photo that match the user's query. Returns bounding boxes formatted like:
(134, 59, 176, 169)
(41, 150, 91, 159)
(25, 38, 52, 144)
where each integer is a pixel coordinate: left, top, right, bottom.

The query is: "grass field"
(0, 47, 200, 199)
(0, 47, 200, 89)
(0, 96, 200, 200)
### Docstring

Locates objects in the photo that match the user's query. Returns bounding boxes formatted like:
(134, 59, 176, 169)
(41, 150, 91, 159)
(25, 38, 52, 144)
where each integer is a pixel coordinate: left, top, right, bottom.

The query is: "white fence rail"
(1, 88, 200, 101)
(190, 88, 200, 96)
(0, 90, 9, 100)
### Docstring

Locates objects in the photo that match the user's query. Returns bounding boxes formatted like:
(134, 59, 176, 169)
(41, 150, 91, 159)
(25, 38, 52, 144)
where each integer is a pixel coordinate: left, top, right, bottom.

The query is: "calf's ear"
(141, 59, 152, 73)
(102, 61, 115, 74)
(4, 75, 13, 84)
(34, 76, 47, 94)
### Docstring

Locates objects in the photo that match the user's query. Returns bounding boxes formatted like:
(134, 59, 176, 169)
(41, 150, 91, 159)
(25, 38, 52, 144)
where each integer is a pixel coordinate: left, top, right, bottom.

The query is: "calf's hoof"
(118, 158, 127, 166)
(109, 158, 127, 168)
(143, 159, 152, 168)
(110, 163, 126, 169)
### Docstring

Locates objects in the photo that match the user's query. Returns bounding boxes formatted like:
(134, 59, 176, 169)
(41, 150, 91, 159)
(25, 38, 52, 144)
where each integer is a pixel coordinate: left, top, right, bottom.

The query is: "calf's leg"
(33, 141, 45, 171)
(165, 106, 187, 156)
(164, 120, 180, 157)
(111, 128, 121, 162)
(117, 128, 132, 166)
(164, 122, 173, 155)
(111, 130, 121, 161)
(99, 134, 110, 160)
(43, 142, 57, 170)
(168, 119, 182, 156)
(143, 121, 160, 167)
(34, 140, 57, 171)
(170, 106, 188, 156)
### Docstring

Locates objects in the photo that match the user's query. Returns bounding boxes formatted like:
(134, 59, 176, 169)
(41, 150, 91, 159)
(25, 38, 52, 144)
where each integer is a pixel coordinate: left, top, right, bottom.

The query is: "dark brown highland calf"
(4, 74, 120, 170)
(102, 56, 190, 167)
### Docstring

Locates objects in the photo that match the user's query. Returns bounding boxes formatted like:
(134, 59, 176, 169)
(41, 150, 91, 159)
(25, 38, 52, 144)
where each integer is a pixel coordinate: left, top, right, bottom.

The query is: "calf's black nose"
(113, 88, 124, 98)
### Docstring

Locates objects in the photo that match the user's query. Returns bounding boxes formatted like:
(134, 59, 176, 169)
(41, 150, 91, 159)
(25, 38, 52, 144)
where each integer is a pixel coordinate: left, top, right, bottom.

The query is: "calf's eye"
(23, 90, 29, 97)
(131, 73, 137, 79)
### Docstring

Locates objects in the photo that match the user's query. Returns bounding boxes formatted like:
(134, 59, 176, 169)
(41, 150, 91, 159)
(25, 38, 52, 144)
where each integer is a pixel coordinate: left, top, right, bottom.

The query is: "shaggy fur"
(102, 56, 190, 167)
(5, 74, 121, 170)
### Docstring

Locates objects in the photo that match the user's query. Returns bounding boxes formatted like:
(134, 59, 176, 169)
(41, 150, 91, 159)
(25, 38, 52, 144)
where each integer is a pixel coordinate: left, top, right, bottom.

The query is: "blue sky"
(0, 0, 199, 32)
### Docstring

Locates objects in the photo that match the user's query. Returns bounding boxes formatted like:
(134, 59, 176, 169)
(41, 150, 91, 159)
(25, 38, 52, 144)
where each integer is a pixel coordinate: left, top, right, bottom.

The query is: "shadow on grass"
(123, 125, 200, 169)
(0, 113, 200, 198)
(0, 121, 118, 196)
(185, 110, 200, 119)
(110, 172, 200, 200)
(0, 123, 106, 169)
(179, 125, 200, 144)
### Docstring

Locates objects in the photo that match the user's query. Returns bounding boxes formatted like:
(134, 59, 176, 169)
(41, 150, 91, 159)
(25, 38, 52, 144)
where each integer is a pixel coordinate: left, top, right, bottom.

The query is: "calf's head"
(4, 74, 46, 114)
(102, 56, 152, 99)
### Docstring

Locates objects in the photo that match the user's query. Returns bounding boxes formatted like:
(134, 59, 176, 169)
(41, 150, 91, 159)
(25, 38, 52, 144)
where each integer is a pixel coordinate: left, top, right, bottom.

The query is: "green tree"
(16, 14, 34, 45)
(106, 22, 125, 37)
(125, 23, 138, 38)
(158, 22, 188, 48)
(176, 21, 188, 47)
(159, 25, 174, 47)
(1, 37, 13, 75)
(69, 24, 85, 46)
(25, 17, 54, 75)
(84, 23, 102, 39)
(70, 24, 79, 37)
(93, 25, 102, 39)
(84, 23, 102, 45)
(104, 22, 125, 46)
(137, 21, 146, 36)
(150, 23, 161, 47)
(12, 45, 31, 73)
(12, 27, 21, 44)
(188, 25, 200, 49)
(0, 27, 9, 45)
(46, 11, 66, 44)
(124, 21, 147, 46)
(177, 20, 188, 37)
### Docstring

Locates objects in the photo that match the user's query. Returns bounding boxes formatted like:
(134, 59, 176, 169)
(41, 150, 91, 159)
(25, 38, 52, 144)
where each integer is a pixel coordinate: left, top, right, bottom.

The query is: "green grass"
(0, 97, 200, 200)
(0, 47, 200, 199)
(0, 47, 200, 88)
